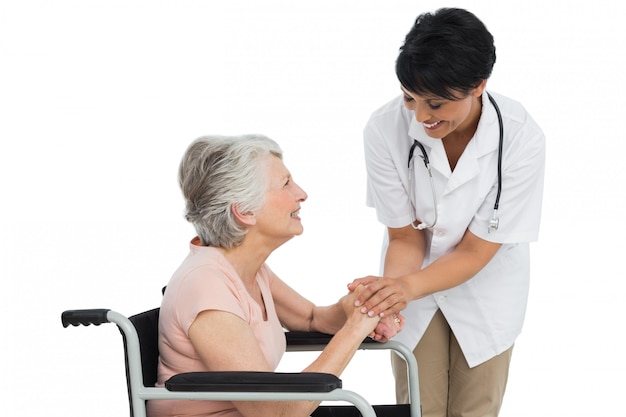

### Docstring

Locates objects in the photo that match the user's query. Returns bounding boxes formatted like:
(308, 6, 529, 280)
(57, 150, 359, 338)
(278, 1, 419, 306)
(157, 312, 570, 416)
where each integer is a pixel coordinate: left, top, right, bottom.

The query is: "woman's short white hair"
(178, 134, 283, 248)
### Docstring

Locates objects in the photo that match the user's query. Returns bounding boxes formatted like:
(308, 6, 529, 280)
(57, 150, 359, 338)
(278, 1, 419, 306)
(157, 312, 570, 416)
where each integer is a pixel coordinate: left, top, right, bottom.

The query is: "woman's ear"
(231, 203, 256, 226)
(472, 79, 487, 97)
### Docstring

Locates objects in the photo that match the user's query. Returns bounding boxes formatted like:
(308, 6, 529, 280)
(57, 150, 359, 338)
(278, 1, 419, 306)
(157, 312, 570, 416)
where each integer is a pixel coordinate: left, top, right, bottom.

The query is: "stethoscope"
(408, 91, 503, 234)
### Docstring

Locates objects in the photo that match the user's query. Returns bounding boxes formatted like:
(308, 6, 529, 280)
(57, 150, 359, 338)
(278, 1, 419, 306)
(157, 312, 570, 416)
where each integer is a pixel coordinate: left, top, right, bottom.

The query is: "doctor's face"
(401, 84, 484, 139)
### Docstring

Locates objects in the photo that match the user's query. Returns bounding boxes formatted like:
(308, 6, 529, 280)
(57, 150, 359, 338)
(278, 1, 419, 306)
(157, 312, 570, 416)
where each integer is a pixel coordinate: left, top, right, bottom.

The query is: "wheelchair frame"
(62, 308, 420, 417)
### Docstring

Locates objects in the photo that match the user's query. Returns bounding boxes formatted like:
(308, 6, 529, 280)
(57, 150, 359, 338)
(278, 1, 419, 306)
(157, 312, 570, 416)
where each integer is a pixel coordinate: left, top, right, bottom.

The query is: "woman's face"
(401, 82, 485, 139)
(254, 155, 308, 244)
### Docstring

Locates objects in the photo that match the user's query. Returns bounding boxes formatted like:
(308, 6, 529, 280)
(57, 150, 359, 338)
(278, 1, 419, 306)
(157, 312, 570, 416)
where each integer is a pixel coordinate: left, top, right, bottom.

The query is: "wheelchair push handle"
(62, 309, 111, 327)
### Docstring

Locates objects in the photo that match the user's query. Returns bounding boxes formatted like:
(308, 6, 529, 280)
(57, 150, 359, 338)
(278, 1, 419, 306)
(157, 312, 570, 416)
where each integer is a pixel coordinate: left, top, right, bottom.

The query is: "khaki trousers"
(391, 309, 513, 417)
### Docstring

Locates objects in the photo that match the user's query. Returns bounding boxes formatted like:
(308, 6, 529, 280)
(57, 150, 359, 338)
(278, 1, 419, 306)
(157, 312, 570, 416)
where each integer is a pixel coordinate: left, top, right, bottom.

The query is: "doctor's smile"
(423, 120, 443, 130)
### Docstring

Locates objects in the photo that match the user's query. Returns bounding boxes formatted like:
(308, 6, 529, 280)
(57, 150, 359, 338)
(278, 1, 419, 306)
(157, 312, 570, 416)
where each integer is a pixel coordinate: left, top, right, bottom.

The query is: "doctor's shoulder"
(492, 93, 545, 142)
(365, 95, 413, 136)
(492, 93, 545, 169)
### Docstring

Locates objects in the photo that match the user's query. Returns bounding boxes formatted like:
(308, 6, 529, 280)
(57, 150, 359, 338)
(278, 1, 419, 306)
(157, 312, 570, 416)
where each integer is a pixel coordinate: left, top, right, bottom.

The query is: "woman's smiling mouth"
(423, 120, 443, 129)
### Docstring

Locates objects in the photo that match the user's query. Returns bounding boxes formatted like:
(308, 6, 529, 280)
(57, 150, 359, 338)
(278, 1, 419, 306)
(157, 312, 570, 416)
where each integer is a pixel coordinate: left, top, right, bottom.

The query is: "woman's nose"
(414, 103, 430, 123)
(296, 183, 308, 202)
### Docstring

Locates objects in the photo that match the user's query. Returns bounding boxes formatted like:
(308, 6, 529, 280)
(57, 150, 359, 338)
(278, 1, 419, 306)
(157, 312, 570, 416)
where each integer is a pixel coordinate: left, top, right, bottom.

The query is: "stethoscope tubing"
(408, 91, 503, 232)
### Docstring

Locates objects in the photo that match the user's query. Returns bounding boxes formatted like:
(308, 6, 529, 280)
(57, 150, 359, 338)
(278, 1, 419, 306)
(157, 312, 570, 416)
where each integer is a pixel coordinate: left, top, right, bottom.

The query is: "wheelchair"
(62, 304, 420, 417)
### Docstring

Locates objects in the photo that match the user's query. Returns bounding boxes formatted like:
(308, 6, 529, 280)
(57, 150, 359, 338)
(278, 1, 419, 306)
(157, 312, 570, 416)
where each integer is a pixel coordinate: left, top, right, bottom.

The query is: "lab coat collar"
(407, 91, 499, 155)
(407, 91, 501, 193)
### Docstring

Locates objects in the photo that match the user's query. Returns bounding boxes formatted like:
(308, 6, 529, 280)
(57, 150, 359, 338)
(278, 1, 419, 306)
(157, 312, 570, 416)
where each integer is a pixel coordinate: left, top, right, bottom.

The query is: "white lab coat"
(363, 91, 545, 367)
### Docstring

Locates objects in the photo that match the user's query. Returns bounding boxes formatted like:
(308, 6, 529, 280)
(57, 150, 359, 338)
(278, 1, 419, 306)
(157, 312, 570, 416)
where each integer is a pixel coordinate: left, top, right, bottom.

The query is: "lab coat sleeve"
(363, 109, 414, 229)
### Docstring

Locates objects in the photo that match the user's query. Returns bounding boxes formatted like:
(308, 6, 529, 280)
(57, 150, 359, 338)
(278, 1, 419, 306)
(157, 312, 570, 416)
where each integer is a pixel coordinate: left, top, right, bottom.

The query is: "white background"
(1, 1, 625, 416)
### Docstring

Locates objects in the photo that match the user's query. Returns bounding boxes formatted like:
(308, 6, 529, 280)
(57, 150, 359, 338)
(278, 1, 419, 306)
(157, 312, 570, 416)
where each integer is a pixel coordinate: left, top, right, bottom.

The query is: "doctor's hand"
(369, 312, 405, 342)
(347, 276, 410, 319)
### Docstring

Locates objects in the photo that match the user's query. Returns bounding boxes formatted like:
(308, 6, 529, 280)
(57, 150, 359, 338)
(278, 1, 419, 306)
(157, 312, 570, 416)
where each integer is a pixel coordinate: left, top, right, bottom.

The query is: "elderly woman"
(148, 134, 402, 417)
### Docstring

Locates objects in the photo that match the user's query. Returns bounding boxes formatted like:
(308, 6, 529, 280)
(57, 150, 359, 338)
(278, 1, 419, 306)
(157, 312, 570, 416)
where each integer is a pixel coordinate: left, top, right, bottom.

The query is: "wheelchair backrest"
(125, 308, 161, 387)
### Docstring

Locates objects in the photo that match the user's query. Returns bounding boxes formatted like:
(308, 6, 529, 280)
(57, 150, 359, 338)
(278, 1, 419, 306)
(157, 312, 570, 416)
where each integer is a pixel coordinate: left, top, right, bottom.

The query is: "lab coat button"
(435, 229, 445, 237)
(438, 295, 447, 303)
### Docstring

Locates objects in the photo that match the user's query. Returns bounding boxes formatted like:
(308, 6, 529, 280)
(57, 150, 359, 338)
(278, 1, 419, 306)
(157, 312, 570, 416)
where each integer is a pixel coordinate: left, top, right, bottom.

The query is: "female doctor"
(348, 8, 545, 417)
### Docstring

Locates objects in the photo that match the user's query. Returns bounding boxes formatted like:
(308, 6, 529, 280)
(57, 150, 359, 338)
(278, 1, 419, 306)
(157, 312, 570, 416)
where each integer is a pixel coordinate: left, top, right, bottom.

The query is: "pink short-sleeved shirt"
(147, 238, 286, 417)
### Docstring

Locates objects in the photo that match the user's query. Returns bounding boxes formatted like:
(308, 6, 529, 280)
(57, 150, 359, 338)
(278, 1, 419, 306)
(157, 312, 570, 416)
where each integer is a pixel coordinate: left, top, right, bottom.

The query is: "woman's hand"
(347, 276, 410, 319)
(341, 285, 381, 337)
(369, 312, 405, 342)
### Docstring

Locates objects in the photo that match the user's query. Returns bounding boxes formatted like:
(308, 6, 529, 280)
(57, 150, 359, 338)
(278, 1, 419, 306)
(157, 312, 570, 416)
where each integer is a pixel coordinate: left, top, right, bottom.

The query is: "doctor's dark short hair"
(178, 134, 283, 248)
(396, 7, 496, 100)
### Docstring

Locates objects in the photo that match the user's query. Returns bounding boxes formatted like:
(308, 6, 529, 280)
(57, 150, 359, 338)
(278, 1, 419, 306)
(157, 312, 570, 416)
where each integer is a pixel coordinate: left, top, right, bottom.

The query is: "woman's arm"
(188, 287, 379, 417)
(272, 275, 402, 341)
(271, 275, 345, 334)
(350, 228, 501, 318)
(189, 310, 314, 417)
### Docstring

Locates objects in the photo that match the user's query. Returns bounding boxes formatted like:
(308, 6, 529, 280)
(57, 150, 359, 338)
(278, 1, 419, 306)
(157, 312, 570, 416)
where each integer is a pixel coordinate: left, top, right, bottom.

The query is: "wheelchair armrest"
(285, 331, 379, 347)
(285, 331, 333, 346)
(165, 371, 342, 393)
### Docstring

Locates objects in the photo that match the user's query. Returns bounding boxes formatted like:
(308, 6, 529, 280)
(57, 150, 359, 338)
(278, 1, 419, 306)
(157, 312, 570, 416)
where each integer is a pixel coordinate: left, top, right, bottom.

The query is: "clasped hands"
(346, 276, 409, 343)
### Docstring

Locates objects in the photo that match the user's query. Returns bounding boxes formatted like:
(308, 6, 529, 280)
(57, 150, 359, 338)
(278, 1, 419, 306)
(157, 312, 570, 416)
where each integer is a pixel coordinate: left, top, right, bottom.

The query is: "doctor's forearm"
(384, 239, 424, 278)
(384, 225, 426, 278)
(403, 238, 501, 299)
(403, 255, 482, 299)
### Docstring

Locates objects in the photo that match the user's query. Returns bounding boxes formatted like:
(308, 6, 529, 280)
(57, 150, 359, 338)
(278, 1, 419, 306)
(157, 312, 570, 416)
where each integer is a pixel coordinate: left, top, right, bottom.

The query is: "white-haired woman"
(148, 134, 402, 417)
